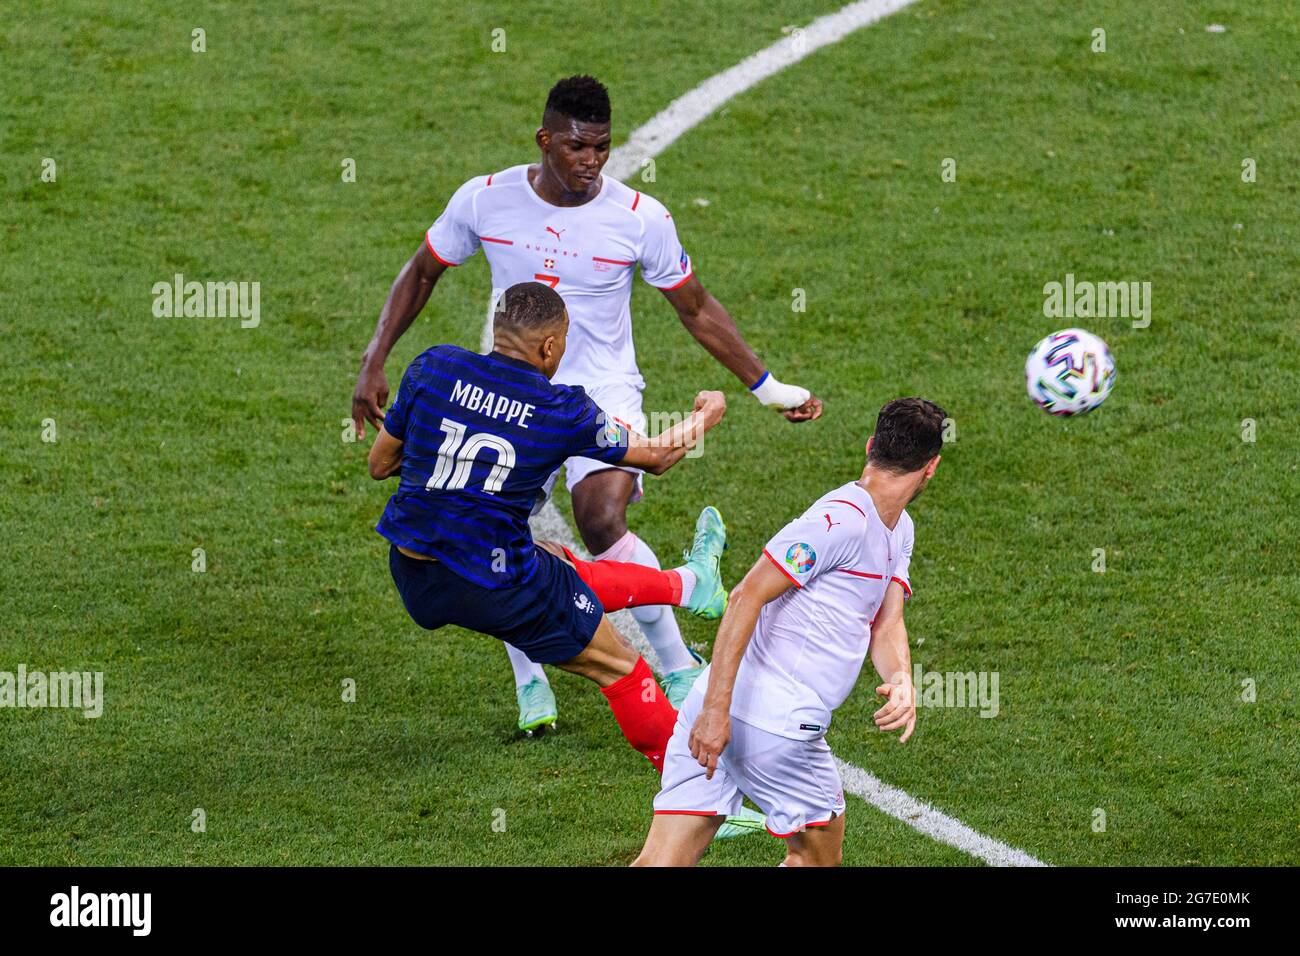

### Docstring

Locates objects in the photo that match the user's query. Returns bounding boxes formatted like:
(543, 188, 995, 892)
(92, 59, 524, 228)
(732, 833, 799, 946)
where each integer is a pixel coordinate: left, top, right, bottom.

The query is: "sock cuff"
(600, 655, 654, 702)
(593, 530, 638, 563)
(667, 567, 688, 606)
(666, 568, 684, 605)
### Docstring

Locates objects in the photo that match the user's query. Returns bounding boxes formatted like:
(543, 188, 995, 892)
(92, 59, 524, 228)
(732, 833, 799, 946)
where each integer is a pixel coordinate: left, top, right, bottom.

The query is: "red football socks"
(600, 656, 678, 773)
(562, 547, 682, 610)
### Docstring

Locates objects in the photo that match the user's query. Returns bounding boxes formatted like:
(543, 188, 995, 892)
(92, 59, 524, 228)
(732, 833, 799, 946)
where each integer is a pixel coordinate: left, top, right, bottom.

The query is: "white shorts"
(563, 378, 646, 501)
(653, 680, 846, 838)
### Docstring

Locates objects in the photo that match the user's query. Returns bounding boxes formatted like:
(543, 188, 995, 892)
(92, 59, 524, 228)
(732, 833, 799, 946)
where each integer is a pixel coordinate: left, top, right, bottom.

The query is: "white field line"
(835, 760, 1049, 867)
(484, 0, 1050, 866)
(603, 0, 920, 181)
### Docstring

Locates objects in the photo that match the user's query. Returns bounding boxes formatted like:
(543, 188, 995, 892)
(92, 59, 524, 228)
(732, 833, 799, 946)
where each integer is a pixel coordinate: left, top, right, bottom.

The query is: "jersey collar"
(845, 480, 899, 537)
(524, 168, 608, 212)
(485, 350, 548, 379)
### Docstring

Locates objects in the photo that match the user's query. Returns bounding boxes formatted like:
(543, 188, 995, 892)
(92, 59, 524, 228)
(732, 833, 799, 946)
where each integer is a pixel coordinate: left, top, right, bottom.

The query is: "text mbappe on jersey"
(450, 378, 537, 428)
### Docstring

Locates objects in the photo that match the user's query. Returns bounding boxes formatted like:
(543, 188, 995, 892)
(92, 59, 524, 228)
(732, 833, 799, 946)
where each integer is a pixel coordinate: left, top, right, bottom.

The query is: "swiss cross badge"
(544, 258, 556, 269)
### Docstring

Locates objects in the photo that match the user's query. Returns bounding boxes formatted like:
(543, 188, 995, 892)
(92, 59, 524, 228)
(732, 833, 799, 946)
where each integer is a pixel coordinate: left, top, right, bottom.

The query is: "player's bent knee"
(571, 473, 635, 554)
(785, 829, 844, 867)
(556, 616, 638, 686)
(576, 511, 628, 556)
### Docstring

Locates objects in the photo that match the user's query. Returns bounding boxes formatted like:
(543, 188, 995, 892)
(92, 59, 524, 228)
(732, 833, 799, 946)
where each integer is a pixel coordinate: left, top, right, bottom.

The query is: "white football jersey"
(727, 480, 914, 740)
(425, 164, 693, 390)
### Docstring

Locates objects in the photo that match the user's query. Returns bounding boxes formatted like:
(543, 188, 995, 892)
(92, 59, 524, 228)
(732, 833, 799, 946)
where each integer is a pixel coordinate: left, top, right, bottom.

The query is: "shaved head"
(494, 281, 566, 336)
(542, 74, 611, 128)
(491, 282, 570, 379)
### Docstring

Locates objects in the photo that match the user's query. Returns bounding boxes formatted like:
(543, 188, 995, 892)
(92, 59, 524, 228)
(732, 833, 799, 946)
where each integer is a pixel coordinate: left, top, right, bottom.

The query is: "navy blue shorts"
(388, 544, 604, 664)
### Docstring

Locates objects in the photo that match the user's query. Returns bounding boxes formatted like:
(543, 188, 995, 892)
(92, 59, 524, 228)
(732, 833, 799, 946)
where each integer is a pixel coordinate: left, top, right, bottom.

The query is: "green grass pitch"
(1, 0, 1296, 865)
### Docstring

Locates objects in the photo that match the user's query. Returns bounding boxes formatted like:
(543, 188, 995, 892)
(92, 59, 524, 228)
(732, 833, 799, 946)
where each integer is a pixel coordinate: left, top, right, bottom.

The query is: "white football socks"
(505, 643, 547, 688)
(675, 567, 697, 606)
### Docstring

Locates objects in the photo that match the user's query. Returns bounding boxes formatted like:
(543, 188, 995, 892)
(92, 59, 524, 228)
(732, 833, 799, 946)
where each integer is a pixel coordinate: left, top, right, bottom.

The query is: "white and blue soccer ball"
(1025, 328, 1116, 416)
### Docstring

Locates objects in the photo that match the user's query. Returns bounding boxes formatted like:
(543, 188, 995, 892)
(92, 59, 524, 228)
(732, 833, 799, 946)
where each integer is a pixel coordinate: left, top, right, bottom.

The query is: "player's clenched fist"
(780, 395, 823, 423)
(873, 677, 916, 744)
(688, 706, 731, 780)
(693, 389, 727, 429)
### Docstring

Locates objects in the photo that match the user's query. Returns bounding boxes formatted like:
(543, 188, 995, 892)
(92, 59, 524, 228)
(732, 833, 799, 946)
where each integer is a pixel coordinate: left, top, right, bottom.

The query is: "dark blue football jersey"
(375, 345, 628, 588)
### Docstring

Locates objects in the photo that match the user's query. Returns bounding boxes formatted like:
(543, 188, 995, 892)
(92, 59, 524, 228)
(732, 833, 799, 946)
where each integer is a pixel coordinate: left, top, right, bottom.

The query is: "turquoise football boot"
(516, 677, 558, 736)
(661, 647, 707, 709)
(682, 505, 728, 621)
(715, 806, 767, 840)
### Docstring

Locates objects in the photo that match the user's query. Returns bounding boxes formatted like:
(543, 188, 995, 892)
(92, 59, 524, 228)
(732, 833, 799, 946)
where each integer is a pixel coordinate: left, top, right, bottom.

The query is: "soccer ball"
(1025, 328, 1116, 416)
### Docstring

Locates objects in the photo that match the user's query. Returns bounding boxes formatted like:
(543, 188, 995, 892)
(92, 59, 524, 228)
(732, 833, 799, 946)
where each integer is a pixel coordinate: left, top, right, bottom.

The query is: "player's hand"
(873, 677, 916, 744)
(781, 394, 823, 423)
(693, 389, 727, 430)
(688, 705, 731, 779)
(352, 363, 390, 440)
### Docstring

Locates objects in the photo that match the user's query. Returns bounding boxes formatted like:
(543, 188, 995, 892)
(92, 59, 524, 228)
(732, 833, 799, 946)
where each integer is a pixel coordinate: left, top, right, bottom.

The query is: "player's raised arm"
(689, 557, 795, 778)
(868, 581, 916, 744)
(633, 191, 821, 422)
(353, 242, 448, 438)
(614, 389, 726, 476)
(662, 276, 823, 423)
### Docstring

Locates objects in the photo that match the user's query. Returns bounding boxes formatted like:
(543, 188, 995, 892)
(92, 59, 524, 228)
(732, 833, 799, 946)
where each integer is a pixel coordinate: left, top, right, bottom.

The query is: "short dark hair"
(543, 74, 611, 125)
(495, 281, 567, 334)
(868, 398, 947, 473)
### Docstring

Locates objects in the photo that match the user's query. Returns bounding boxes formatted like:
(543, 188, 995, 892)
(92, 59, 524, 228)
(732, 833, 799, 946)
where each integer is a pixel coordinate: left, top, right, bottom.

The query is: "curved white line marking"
(604, 0, 919, 181)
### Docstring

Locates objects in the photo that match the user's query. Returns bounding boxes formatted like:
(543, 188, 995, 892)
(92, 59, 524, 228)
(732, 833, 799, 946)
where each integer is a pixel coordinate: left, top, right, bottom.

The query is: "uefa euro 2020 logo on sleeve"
(596, 412, 628, 450)
(785, 543, 816, 575)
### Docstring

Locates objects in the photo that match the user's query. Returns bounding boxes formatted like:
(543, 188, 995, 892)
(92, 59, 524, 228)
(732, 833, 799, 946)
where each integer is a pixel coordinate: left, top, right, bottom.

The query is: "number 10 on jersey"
(427, 418, 517, 494)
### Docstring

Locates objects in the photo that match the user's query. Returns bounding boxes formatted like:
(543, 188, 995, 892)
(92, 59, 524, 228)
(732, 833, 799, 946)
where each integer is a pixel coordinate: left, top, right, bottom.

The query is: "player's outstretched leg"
(537, 504, 728, 621)
(572, 470, 703, 699)
(651, 505, 729, 706)
(555, 615, 677, 773)
(505, 644, 557, 735)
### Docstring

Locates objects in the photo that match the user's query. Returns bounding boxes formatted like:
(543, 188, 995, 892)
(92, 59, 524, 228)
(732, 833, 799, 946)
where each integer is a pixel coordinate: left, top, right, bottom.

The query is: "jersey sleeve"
(761, 501, 862, 590)
(635, 194, 693, 290)
(382, 359, 421, 443)
(424, 176, 486, 266)
(564, 389, 630, 465)
(892, 517, 914, 599)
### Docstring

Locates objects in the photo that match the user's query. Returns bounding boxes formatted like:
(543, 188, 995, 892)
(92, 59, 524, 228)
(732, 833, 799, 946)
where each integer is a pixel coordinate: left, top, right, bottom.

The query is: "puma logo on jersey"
(824, 514, 841, 531)
(546, 226, 565, 241)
